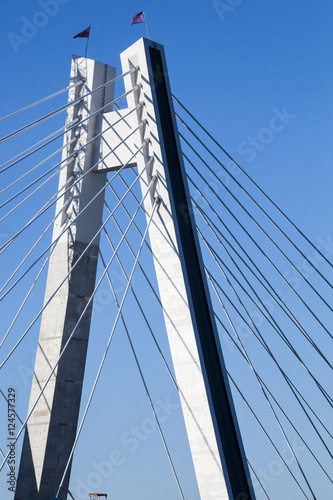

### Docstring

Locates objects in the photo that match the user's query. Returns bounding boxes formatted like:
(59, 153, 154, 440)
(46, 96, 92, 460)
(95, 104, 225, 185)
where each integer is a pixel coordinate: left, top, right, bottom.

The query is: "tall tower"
(106, 38, 254, 500)
(15, 56, 116, 500)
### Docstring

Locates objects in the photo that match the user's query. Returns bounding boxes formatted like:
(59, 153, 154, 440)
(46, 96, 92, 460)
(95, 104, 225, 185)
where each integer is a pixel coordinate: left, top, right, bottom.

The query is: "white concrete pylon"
(15, 56, 116, 500)
(100, 37, 229, 500)
(100, 37, 255, 500)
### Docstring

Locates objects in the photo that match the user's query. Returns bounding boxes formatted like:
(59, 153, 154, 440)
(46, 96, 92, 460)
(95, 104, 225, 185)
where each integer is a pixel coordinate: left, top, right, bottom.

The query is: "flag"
(73, 26, 90, 39)
(131, 11, 145, 25)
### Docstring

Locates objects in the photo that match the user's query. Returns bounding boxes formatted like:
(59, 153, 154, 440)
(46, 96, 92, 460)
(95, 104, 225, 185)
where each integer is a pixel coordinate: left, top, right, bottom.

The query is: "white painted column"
(101, 38, 229, 500)
(15, 56, 116, 500)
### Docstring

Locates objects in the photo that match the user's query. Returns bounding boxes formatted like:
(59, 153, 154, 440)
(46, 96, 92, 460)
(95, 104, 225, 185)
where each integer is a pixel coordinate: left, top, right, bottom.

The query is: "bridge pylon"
(105, 37, 255, 500)
(15, 56, 116, 500)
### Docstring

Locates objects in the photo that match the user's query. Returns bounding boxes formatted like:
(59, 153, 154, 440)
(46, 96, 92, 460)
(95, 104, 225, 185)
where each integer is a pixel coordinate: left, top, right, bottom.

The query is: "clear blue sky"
(0, 1, 332, 499)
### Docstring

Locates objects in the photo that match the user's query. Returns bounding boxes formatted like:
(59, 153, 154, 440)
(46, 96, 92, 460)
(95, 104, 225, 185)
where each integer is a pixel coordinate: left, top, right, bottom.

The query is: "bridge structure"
(0, 38, 332, 500)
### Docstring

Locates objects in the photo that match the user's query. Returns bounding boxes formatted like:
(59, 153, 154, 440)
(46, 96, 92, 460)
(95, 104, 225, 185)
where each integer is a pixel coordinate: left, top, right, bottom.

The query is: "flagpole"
(143, 11, 150, 39)
(85, 26, 91, 58)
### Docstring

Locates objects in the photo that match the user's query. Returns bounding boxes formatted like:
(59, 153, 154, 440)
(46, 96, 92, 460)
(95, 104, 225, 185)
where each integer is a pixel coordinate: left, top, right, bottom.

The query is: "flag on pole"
(131, 11, 150, 38)
(131, 11, 145, 25)
(73, 26, 91, 58)
(73, 26, 90, 39)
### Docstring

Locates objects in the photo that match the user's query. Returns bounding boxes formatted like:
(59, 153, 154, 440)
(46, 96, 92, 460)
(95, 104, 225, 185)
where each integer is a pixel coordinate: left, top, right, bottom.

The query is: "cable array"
(173, 96, 333, 499)
(0, 67, 331, 500)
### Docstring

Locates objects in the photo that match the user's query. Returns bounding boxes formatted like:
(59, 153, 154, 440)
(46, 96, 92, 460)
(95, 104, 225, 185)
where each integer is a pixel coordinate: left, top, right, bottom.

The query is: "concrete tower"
(100, 38, 254, 500)
(15, 56, 116, 500)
